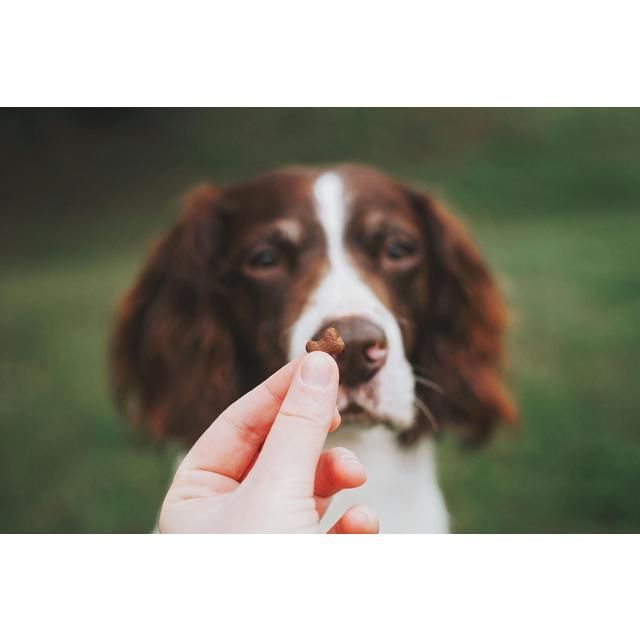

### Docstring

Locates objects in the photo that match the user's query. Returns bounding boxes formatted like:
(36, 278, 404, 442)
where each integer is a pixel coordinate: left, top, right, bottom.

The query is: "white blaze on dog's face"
(288, 171, 417, 430)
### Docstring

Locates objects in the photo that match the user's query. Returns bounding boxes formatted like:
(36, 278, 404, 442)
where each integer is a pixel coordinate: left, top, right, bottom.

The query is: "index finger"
(180, 357, 301, 479)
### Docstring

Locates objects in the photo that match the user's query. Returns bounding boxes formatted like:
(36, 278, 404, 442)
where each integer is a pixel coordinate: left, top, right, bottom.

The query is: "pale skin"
(159, 351, 380, 533)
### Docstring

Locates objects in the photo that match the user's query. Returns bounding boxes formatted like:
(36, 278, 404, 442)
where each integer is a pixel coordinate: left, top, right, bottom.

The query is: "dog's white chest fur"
(323, 426, 449, 533)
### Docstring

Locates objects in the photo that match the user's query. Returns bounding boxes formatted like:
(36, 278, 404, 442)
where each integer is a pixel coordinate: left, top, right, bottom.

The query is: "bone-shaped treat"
(305, 327, 345, 357)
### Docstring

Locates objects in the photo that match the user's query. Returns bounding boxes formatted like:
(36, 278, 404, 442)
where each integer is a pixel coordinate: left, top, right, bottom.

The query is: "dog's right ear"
(110, 185, 239, 445)
(404, 186, 517, 444)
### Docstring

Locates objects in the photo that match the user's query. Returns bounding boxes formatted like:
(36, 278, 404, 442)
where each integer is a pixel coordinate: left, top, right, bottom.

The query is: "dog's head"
(111, 164, 516, 445)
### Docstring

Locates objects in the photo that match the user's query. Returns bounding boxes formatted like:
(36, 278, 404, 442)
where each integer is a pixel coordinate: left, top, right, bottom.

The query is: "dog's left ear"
(405, 187, 517, 443)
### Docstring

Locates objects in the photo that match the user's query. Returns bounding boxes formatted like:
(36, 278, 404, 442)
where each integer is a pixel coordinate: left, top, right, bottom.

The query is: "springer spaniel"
(111, 164, 516, 533)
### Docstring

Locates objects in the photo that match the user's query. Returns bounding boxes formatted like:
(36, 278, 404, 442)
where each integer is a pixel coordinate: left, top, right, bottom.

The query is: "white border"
(2, 1, 639, 105)
(1, 535, 638, 639)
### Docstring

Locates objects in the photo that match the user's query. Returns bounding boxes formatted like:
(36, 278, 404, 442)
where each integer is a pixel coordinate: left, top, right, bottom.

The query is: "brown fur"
(404, 186, 517, 443)
(111, 185, 240, 444)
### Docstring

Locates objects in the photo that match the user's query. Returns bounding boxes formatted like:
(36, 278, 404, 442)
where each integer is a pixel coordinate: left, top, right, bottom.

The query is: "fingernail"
(352, 506, 379, 533)
(343, 456, 367, 484)
(343, 456, 366, 475)
(300, 352, 333, 388)
(339, 449, 362, 465)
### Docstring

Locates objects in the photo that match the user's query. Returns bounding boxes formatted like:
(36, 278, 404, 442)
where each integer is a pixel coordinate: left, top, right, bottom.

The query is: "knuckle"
(277, 407, 329, 428)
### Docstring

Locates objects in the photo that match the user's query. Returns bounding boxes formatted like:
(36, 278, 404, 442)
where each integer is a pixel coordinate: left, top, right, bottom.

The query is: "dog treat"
(305, 327, 345, 357)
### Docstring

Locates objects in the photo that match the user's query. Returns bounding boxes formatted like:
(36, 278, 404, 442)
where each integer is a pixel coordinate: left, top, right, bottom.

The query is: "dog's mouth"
(339, 401, 373, 425)
(337, 384, 410, 430)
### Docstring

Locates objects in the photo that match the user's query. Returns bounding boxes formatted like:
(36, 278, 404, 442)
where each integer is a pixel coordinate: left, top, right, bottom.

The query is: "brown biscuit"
(305, 327, 345, 358)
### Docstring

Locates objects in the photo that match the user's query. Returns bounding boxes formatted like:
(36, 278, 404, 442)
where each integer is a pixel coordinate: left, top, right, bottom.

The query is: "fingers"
(313, 447, 367, 519)
(327, 505, 380, 534)
(248, 352, 339, 491)
(181, 357, 301, 479)
(314, 447, 366, 498)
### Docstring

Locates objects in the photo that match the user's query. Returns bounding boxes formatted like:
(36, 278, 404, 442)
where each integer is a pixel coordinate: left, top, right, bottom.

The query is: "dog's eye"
(244, 246, 286, 278)
(384, 239, 416, 260)
(249, 249, 280, 269)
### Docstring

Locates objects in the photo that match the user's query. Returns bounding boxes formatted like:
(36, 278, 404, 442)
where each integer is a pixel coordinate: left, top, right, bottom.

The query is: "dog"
(111, 164, 517, 532)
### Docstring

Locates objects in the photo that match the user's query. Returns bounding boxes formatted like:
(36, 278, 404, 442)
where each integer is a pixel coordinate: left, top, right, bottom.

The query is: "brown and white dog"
(111, 164, 516, 532)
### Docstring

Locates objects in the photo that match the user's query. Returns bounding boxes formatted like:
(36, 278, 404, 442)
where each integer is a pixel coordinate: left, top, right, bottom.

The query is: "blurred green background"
(1, 108, 639, 533)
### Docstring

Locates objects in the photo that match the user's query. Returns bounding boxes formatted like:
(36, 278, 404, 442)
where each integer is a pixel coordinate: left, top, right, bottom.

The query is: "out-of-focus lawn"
(1, 108, 639, 532)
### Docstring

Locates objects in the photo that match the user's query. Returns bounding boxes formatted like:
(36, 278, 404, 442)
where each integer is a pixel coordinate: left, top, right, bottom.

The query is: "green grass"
(439, 210, 640, 532)
(1, 108, 639, 532)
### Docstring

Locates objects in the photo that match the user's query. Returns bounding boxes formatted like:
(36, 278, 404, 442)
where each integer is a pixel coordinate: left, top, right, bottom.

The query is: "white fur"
(288, 172, 415, 429)
(287, 171, 449, 533)
(323, 426, 449, 533)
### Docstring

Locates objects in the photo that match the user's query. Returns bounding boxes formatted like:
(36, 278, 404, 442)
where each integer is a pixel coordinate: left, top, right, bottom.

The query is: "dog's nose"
(312, 317, 388, 386)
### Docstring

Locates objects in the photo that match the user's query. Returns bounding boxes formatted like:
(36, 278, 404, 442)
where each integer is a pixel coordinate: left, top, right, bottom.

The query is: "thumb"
(247, 351, 339, 491)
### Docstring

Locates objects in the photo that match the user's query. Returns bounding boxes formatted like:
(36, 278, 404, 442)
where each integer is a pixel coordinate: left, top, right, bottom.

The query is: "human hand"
(158, 352, 379, 533)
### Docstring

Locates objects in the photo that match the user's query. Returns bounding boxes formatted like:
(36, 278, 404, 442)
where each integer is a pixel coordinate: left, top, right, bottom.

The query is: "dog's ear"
(406, 187, 517, 444)
(110, 185, 238, 445)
